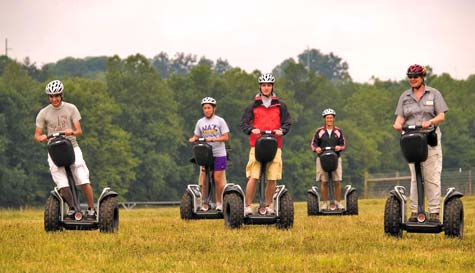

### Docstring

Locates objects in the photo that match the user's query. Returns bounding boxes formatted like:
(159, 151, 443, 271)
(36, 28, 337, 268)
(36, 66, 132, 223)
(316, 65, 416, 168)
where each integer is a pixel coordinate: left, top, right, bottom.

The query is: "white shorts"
(47, 146, 90, 189)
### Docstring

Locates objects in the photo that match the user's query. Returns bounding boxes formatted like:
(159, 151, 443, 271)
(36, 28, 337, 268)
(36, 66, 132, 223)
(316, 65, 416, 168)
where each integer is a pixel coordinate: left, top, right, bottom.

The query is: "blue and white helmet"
(258, 73, 275, 84)
(201, 97, 216, 106)
(322, 108, 336, 117)
(45, 80, 64, 95)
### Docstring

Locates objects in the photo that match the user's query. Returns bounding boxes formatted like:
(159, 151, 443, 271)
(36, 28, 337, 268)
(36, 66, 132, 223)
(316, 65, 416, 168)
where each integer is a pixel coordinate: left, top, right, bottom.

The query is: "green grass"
(1, 197, 475, 273)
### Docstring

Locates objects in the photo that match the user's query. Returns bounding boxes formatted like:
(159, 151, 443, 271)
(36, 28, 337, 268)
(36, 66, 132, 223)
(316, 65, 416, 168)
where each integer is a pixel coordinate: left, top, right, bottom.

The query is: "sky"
(1, 0, 474, 82)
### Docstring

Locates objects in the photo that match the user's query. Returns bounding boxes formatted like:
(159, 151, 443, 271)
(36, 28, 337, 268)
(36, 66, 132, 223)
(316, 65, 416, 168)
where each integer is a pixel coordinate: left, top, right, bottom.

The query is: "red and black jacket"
(240, 94, 292, 148)
(310, 126, 346, 156)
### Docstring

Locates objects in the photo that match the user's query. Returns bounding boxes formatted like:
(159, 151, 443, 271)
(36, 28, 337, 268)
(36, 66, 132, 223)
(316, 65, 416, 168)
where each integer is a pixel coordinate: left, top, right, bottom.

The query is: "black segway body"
(44, 133, 119, 233)
(181, 139, 240, 220)
(223, 131, 294, 229)
(384, 125, 463, 238)
(307, 147, 357, 216)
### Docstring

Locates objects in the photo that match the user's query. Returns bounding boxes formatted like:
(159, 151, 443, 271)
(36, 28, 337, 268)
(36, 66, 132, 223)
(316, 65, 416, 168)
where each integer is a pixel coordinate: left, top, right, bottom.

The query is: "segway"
(180, 138, 238, 220)
(222, 131, 294, 229)
(44, 132, 119, 233)
(307, 147, 358, 216)
(384, 125, 464, 238)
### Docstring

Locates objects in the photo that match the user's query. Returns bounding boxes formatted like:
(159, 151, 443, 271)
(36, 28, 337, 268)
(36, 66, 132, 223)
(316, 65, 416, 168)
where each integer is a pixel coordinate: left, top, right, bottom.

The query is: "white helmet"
(45, 80, 64, 95)
(201, 97, 216, 106)
(322, 108, 336, 117)
(258, 73, 275, 84)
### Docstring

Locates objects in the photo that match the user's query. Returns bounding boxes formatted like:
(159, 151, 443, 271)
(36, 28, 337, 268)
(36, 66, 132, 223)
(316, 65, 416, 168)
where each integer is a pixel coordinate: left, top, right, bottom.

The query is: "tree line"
(0, 49, 474, 207)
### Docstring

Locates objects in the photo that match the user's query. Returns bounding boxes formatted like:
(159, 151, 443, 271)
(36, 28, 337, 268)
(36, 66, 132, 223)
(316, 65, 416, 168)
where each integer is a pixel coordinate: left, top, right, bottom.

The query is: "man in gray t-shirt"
(392, 64, 448, 223)
(189, 97, 230, 211)
(34, 80, 96, 219)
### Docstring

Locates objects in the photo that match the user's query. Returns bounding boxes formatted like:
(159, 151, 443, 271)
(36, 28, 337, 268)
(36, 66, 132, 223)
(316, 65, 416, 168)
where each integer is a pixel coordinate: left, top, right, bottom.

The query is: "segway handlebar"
(47, 132, 66, 139)
(402, 124, 435, 133)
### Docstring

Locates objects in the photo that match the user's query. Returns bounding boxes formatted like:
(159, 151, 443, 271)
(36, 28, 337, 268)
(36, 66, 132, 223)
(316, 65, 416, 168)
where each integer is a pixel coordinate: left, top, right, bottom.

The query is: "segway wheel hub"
(259, 207, 267, 215)
(74, 212, 83, 221)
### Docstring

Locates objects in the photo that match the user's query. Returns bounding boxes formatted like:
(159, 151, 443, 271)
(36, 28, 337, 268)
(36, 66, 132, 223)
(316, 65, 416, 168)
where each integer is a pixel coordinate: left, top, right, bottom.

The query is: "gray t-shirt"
(395, 86, 448, 126)
(35, 102, 81, 147)
(193, 115, 230, 157)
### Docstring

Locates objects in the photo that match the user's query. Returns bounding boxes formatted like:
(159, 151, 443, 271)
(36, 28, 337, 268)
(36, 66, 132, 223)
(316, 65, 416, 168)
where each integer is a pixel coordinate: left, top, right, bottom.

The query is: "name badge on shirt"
(425, 100, 434, 106)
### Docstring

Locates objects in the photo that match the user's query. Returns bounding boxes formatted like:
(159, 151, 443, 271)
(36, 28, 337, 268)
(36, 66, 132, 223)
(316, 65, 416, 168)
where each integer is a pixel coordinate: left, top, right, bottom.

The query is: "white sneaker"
(321, 202, 328, 210)
(336, 202, 344, 210)
(265, 206, 275, 215)
(244, 206, 253, 215)
(216, 203, 223, 212)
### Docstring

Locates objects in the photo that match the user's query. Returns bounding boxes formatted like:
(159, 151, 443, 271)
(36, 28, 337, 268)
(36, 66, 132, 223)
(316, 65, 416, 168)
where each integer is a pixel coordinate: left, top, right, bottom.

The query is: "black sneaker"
(408, 212, 417, 222)
(86, 208, 97, 220)
(429, 213, 440, 223)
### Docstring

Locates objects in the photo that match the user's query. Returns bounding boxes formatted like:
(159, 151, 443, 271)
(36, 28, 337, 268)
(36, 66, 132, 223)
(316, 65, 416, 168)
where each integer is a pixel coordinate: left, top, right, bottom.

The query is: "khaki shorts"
(48, 146, 91, 189)
(316, 156, 342, 182)
(246, 148, 282, 180)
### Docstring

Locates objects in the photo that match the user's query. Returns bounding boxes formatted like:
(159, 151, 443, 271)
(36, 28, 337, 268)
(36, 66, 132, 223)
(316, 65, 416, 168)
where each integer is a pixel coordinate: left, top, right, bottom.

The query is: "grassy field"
(1, 197, 475, 273)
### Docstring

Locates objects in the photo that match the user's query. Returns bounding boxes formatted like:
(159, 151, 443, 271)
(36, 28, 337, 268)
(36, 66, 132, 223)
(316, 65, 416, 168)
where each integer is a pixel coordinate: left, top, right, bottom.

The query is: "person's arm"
(279, 102, 292, 135)
(207, 132, 229, 143)
(34, 127, 47, 143)
(392, 116, 405, 132)
(189, 134, 200, 142)
(422, 112, 445, 128)
(64, 121, 82, 137)
(335, 129, 346, 152)
(240, 103, 255, 135)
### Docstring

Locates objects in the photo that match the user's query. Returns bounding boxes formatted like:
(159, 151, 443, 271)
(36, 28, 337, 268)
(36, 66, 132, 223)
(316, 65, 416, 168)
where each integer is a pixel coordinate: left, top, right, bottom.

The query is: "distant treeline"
(0, 49, 473, 207)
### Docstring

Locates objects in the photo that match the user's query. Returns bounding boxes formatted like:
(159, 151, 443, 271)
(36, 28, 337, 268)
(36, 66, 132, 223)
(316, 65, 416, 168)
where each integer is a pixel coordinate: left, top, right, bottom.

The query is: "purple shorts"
(201, 156, 227, 171)
(213, 156, 227, 171)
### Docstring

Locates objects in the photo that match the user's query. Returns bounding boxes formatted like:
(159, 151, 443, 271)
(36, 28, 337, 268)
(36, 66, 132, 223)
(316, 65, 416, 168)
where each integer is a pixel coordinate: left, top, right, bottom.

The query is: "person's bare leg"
(214, 170, 225, 203)
(245, 178, 257, 206)
(265, 180, 277, 206)
(81, 184, 94, 208)
(59, 187, 74, 208)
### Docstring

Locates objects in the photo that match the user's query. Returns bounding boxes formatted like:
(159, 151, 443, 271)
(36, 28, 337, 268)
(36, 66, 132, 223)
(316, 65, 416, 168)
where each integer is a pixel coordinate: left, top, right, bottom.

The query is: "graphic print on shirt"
(48, 115, 69, 132)
(201, 123, 219, 138)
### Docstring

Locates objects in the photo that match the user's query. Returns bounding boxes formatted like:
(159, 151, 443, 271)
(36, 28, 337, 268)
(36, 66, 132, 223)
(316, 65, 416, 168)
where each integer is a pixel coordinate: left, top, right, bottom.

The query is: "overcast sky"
(1, 0, 474, 82)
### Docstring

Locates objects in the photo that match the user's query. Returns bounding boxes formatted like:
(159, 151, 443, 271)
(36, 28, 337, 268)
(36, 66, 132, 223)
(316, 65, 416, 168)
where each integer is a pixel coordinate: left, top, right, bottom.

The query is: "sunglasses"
(407, 75, 420, 79)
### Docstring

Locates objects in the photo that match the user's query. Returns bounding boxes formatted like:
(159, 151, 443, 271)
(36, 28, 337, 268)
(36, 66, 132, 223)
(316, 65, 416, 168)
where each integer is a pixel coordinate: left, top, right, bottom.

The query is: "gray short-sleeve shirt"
(394, 86, 448, 126)
(36, 102, 81, 147)
(193, 115, 230, 157)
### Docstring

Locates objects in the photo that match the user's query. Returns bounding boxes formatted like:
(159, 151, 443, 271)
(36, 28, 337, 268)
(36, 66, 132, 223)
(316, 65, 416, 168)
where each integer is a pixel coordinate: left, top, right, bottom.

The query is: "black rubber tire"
(384, 195, 403, 238)
(223, 192, 244, 229)
(346, 190, 359, 215)
(180, 192, 194, 220)
(99, 197, 119, 233)
(276, 192, 294, 230)
(307, 192, 319, 216)
(443, 198, 464, 239)
(44, 195, 63, 232)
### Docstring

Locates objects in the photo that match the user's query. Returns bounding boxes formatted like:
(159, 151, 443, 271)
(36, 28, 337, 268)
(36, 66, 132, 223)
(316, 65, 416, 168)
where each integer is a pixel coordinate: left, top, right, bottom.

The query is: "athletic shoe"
(429, 213, 440, 223)
(244, 206, 253, 216)
(86, 208, 97, 220)
(216, 203, 223, 212)
(321, 202, 328, 210)
(336, 202, 344, 210)
(408, 212, 418, 222)
(265, 206, 275, 215)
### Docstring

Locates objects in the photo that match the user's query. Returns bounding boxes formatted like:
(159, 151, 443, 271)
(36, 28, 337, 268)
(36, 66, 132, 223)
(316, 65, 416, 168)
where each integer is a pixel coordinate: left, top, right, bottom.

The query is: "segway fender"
(223, 184, 244, 199)
(186, 184, 202, 213)
(97, 187, 118, 204)
(389, 185, 407, 223)
(343, 185, 356, 199)
(443, 187, 464, 204)
(273, 185, 288, 217)
(307, 186, 321, 200)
